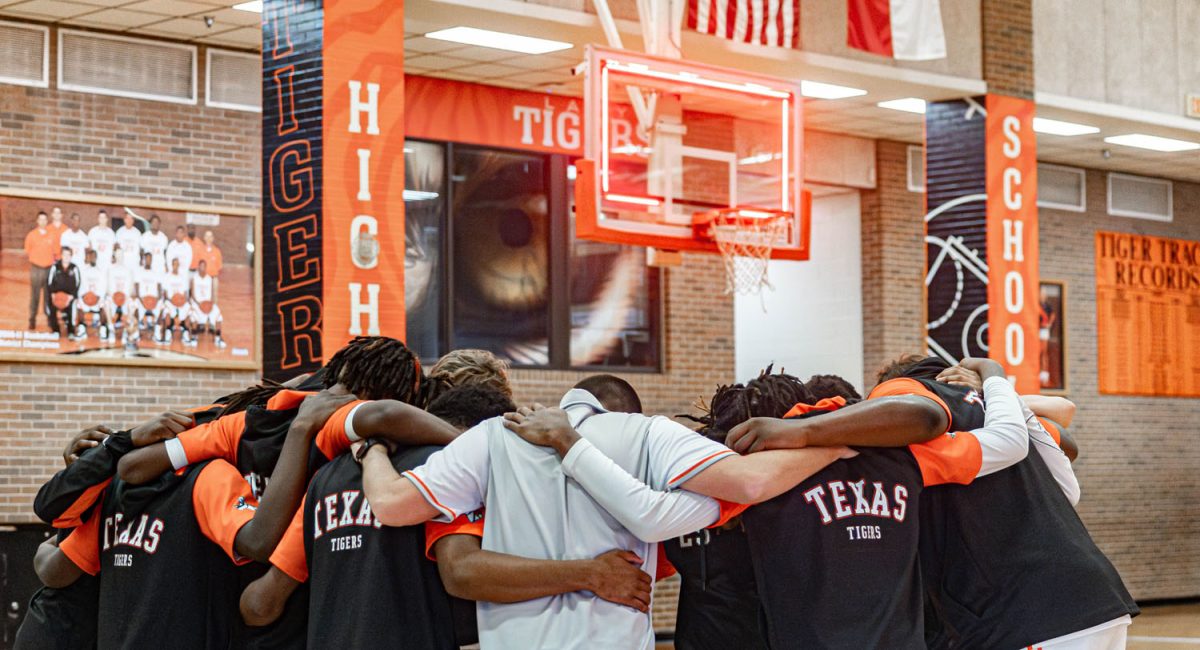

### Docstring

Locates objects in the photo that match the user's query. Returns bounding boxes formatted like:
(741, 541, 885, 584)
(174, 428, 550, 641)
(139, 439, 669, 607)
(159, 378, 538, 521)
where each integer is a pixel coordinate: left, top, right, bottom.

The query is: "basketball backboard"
(575, 45, 809, 260)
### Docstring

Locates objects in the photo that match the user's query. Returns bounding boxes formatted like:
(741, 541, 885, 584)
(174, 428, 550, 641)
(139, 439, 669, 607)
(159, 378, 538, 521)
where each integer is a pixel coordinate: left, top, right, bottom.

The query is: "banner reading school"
(1096, 231, 1200, 396)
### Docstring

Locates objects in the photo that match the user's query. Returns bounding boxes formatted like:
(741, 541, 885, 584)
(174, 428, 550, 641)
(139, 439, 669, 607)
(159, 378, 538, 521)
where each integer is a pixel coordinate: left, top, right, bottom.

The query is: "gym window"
(404, 139, 662, 371)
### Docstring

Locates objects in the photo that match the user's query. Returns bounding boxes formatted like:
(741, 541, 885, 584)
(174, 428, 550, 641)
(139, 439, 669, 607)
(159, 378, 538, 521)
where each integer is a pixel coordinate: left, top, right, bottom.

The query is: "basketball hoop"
(694, 208, 791, 295)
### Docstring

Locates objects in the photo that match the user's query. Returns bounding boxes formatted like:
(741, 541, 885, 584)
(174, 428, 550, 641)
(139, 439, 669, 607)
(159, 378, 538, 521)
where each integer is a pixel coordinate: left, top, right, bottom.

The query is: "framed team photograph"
(1039, 280, 1066, 392)
(0, 190, 259, 369)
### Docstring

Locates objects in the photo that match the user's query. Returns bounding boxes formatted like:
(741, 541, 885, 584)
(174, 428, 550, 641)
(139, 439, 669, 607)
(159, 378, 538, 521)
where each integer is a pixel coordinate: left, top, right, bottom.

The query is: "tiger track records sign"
(261, 0, 406, 380)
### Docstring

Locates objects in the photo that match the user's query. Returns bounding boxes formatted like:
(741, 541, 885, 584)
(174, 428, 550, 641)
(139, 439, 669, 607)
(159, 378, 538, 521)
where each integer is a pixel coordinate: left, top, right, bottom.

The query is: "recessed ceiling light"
(403, 190, 440, 201)
(1032, 117, 1099, 136)
(1103, 133, 1200, 152)
(424, 27, 572, 55)
(232, 1, 261, 13)
(800, 80, 867, 100)
(877, 97, 926, 114)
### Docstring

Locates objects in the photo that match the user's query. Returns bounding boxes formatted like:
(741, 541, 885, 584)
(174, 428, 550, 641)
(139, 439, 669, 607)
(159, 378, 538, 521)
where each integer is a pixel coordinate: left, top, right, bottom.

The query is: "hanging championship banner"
(262, 0, 405, 380)
(924, 95, 1039, 391)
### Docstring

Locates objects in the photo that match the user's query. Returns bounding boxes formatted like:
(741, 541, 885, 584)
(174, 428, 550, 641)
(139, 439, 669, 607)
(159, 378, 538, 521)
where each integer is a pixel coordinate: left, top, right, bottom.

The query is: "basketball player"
(59, 213, 89, 264)
(159, 257, 190, 345)
(47, 248, 80, 339)
(32, 391, 356, 649)
(139, 214, 168, 273)
(737, 355, 1137, 649)
(87, 210, 115, 274)
(166, 225, 193, 276)
(71, 248, 108, 342)
(133, 251, 162, 343)
(188, 259, 224, 348)
(104, 247, 134, 344)
(114, 212, 142, 270)
(354, 373, 855, 649)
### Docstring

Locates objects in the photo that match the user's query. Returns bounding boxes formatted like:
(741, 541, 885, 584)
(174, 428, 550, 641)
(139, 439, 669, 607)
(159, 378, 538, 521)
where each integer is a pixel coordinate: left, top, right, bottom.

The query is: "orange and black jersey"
(873, 378, 1138, 649)
(270, 446, 461, 649)
(59, 460, 257, 650)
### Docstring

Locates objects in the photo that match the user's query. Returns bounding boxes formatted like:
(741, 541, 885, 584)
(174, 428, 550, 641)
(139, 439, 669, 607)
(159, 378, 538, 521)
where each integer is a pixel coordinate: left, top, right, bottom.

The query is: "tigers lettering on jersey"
(802, 479, 909, 525)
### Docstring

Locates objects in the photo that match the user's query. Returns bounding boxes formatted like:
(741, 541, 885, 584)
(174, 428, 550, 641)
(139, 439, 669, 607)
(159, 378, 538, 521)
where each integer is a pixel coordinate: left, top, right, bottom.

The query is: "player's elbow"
(240, 584, 285, 627)
(117, 453, 154, 485)
(369, 493, 411, 527)
(437, 560, 478, 600)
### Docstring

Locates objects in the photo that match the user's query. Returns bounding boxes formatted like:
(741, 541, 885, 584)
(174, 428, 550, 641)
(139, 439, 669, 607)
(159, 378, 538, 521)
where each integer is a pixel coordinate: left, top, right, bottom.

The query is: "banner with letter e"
(262, 0, 406, 381)
(925, 94, 1039, 391)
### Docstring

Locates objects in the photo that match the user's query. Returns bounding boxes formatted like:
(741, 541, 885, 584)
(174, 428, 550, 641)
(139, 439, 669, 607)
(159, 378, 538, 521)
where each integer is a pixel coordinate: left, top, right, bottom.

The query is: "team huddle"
(16, 336, 1137, 650)
(23, 207, 225, 348)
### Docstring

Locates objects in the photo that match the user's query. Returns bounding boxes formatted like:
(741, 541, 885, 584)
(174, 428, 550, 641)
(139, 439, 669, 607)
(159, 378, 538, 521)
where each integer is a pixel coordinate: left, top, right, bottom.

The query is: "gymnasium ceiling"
(2, 0, 1198, 183)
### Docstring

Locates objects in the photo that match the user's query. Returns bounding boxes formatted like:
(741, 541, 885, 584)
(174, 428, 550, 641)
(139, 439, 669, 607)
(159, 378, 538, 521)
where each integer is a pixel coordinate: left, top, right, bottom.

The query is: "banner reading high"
(985, 95, 1039, 392)
(261, 0, 405, 380)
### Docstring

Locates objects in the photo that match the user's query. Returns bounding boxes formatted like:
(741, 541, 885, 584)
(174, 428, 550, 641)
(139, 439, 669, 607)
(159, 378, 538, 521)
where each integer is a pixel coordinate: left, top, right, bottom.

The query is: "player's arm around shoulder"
(241, 566, 301, 627)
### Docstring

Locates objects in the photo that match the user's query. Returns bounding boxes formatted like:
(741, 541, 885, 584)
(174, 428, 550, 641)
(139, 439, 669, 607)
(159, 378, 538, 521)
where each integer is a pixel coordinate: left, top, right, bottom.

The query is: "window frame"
(0, 20, 50, 89)
(408, 138, 664, 372)
(57, 28, 198, 105)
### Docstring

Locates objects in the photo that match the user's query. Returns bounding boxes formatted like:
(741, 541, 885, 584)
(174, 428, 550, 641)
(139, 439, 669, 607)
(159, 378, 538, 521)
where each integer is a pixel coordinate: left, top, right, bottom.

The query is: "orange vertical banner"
(985, 94, 1040, 391)
(322, 1, 406, 353)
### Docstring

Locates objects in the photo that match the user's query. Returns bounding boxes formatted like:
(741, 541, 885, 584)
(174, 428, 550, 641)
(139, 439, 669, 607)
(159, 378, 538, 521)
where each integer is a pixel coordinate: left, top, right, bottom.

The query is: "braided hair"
(216, 381, 286, 417)
(686, 365, 813, 441)
(323, 336, 426, 405)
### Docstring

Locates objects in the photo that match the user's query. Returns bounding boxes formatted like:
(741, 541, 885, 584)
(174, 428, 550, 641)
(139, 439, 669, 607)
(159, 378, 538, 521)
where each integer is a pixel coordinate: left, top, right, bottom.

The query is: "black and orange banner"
(261, 0, 405, 380)
(1096, 232, 1200, 396)
(924, 95, 1040, 391)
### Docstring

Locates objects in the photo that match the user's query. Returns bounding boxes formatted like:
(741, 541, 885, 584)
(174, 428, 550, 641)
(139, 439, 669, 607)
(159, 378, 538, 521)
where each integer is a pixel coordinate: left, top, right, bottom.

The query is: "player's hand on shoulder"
(726, 417, 806, 454)
(130, 411, 194, 447)
(502, 404, 579, 456)
(64, 425, 112, 465)
(293, 387, 357, 434)
(955, 357, 1006, 381)
(584, 550, 652, 613)
(936, 364, 983, 392)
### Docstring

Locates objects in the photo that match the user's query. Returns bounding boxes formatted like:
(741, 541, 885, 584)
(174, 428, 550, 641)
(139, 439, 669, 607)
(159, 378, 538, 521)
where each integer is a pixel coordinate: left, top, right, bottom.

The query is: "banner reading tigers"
(261, 0, 405, 380)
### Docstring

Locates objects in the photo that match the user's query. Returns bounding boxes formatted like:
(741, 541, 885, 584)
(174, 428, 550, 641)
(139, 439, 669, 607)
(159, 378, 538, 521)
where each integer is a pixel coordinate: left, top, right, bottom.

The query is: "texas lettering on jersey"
(102, 512, 166, 562)
(802, 479, 910, 537)
(312, 489, 381, 553)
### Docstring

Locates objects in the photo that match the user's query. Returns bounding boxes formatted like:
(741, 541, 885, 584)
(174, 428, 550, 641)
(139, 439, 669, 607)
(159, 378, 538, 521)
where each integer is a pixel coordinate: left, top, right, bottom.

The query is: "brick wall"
(982, 0, 1035, 98)
(860, 140, 926, 384)
(1039, 170, 1200, 599)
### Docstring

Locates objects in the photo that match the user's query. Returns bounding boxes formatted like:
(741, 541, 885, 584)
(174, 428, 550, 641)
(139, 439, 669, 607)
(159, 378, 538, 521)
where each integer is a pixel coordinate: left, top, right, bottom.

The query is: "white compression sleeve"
(1023, 403, 1080, 506)
(973, 376, 1031, 478)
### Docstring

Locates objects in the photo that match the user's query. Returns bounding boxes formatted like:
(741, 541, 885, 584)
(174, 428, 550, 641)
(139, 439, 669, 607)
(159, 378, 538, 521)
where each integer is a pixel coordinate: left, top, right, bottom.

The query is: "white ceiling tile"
(496, 53, 581, 71)
(503, 70, 571, 86)
(453, 62, 525, 79)
(2, 0, 99, 18)
(139, 15, 220, 37)
(63, 7, 157, 27)
(119, 0, 211, 15)
(405, 53, 474, 71)
(404, 36, 465, 54)
(194, 25, 257, 48)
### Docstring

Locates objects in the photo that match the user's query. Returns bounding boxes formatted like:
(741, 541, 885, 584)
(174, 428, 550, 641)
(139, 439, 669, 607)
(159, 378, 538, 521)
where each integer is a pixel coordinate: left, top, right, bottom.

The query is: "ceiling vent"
(59, 29, 196, 104)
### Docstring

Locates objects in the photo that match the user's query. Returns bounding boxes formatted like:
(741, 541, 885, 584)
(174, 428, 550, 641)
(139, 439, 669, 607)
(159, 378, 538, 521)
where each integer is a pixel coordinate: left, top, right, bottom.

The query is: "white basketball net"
(710, 214, 788, 295)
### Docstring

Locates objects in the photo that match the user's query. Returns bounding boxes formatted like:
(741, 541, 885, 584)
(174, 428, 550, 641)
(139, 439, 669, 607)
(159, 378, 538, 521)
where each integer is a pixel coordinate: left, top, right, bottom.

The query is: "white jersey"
(192, 274, 214, 304)
(107, 265, 133, 299)
(136, 268, 161, 301)
(87, 226, 116, 268)
(166, 241, 192, 275)
(60, 229, 89, 262)
(405, 389, 734, 650)
(140, 230, 168, 273)
(79, 264, 107, 300)
(115, 226, 142, 269)
(164, 271, 189, 303)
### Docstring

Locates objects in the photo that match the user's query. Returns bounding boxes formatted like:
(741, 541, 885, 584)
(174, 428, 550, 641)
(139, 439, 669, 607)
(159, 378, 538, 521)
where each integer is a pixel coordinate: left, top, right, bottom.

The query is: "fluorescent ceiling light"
(877, 97, 926, 114)
(232, 1, 261, 12)
(425, 27, 572, 55)
(801, 80, 866, 100)
(1104, 133, 1200, 152)
(403, 190, 440, 201)
(1032, 117, 1099, 136)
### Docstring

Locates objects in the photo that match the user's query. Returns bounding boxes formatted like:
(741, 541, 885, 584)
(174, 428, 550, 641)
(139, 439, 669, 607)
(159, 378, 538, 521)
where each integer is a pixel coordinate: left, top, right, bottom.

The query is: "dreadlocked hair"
(682, 365, 813, 441)
(216, 380, 285, 417)
(323, 336, 426, 405)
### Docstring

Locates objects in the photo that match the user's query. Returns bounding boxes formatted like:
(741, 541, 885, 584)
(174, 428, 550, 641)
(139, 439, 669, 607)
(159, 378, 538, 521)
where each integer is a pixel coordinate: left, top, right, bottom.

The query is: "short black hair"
(322, 336, 425, 404)
(427, 384, 516, 430)
(574, 374, 642, 413)
(876, 354, 940, 385)
(806, 374, 862, 403)
(149, 214, 161, 223)
(688, 365, 811, 440)
(37, 210, 47, 217)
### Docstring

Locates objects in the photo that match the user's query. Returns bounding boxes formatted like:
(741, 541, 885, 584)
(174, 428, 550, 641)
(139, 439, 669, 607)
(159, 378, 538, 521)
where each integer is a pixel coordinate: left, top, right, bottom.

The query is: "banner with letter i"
(924, 95, 1039, 392)
(262, 0, 406, 380)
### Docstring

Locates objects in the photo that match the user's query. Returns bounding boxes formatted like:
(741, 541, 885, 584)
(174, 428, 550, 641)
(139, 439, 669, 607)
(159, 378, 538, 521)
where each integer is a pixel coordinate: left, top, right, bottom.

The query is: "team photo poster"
(0, 192, 258, 368)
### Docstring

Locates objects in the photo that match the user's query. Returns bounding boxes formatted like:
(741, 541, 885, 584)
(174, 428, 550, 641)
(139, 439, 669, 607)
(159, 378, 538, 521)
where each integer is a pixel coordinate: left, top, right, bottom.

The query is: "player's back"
(476, 390, 667, 650)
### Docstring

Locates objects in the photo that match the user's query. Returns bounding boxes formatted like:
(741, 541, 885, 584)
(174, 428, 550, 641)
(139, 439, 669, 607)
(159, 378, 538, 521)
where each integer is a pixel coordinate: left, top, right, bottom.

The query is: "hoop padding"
(705, 211, 789, 295)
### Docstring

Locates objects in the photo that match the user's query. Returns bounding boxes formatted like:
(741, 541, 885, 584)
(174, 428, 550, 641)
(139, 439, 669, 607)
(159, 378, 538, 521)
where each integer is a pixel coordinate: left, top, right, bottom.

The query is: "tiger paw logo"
(235, 497, 257, 512)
